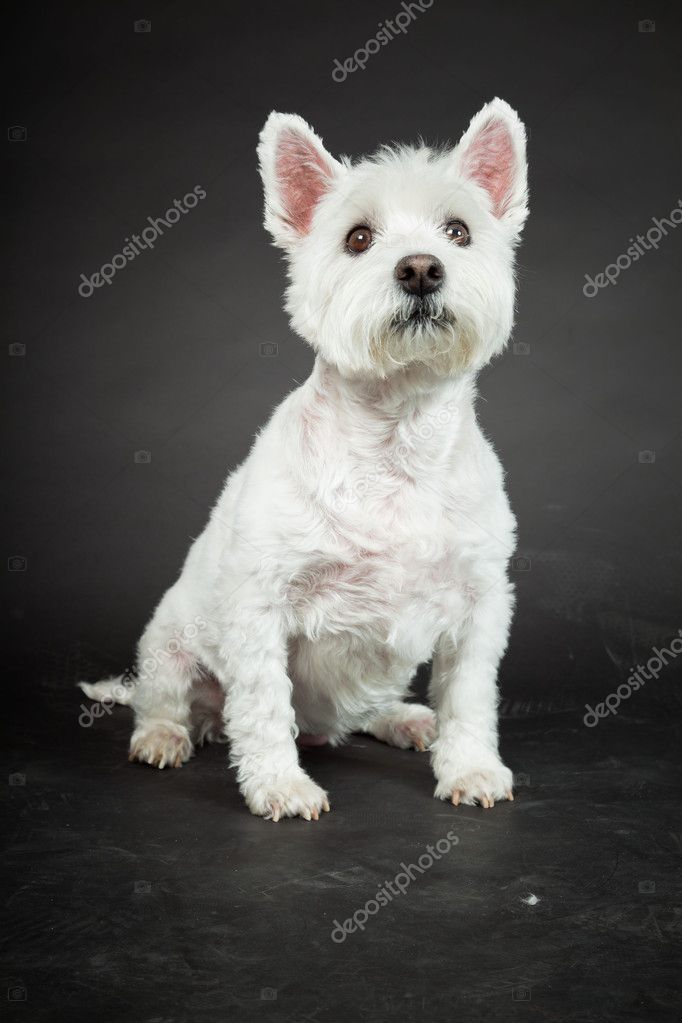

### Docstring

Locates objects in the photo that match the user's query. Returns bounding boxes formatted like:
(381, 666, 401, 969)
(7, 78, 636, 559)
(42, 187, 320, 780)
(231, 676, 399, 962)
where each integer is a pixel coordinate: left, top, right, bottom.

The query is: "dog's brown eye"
(445, 220, 470, 246)
(346, 226, 373, 253)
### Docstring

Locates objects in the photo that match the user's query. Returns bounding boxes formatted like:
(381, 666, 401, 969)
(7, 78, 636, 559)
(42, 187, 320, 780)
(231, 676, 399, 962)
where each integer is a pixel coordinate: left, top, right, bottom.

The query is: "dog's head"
(258, 100, 528, 379)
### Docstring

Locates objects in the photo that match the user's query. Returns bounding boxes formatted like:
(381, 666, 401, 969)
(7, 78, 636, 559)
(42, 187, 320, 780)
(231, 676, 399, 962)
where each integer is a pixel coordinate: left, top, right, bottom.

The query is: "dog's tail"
(78, 675, 135, 706)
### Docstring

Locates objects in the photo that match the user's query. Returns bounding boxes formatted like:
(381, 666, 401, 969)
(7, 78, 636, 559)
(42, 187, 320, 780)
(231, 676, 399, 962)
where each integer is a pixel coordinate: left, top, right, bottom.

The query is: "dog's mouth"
(370, 298, 471, 375)
(391, 296, 455, 333)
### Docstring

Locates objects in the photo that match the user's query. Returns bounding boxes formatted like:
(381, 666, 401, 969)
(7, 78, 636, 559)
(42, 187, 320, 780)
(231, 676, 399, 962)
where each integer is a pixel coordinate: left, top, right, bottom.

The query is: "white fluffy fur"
(81, 99, 528, 820)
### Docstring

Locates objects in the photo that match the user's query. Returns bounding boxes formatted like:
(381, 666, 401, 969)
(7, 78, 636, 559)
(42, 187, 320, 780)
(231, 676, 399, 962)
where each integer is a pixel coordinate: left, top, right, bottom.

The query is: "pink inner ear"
(276, 129, 332, 236)
(462, 118, 515, 218)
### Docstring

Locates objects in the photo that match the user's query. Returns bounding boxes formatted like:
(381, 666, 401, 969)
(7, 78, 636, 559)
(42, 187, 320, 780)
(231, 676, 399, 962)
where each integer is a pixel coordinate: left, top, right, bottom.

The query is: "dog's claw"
(507, 790, 514, 801)
(253, 773, 331, 822)
(372, 706, 436, 752)
(129, 724, 193, 770)
(322, 798, 330, 813)
(437, 760, 513, 809)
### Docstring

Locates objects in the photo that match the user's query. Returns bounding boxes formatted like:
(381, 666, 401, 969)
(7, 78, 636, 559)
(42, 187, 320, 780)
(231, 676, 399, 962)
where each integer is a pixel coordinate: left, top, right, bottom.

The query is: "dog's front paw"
(243, 770, 331, 822)
(434, 766, 513, 808)
(432, 737, 513, 809)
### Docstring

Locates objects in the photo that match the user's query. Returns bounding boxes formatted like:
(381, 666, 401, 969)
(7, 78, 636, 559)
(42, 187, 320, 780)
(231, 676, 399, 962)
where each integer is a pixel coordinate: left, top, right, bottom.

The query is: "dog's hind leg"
(190, 670, 227, 748)
(362, 702, 437, 752)
(127, 675, 195, 768)
(125, 615, 200, 769)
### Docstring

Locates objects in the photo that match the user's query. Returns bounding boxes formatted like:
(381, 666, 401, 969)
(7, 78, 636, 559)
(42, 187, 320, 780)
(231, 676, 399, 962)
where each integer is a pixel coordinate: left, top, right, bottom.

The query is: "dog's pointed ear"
(455, 98, 528, 236)
(258, 112, 343, 249)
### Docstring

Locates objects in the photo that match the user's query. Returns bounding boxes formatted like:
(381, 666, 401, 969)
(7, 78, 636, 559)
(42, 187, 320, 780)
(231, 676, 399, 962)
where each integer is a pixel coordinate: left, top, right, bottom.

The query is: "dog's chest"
(287, 498, 471, 657)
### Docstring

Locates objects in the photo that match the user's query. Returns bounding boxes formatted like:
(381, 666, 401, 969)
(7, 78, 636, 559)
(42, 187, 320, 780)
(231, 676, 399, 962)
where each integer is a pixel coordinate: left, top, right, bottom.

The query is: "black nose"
(395, 254, 444, 297)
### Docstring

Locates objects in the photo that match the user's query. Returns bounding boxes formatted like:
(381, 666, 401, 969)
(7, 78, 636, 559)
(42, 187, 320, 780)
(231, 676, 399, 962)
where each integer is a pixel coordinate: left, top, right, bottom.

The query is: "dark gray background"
(3, 2, 682, 1021)
(4, 0, 682, 681)
(4, 0, 682, 685)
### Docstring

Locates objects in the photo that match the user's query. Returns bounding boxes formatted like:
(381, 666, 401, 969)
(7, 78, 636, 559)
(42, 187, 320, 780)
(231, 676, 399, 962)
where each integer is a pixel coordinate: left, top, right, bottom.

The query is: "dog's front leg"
(429, 580, 514, 808)
(218, 600, 329, 822)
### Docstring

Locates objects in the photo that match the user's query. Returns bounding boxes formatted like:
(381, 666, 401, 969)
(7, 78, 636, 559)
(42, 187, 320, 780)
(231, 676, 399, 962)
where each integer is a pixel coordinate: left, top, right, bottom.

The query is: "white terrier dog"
(81, 98, 528, 821)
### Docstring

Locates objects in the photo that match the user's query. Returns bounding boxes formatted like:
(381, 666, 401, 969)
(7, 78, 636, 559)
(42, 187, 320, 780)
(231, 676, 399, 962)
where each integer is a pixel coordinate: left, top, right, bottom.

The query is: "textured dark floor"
(4, 0, 682, 1020)
(3, 642, 682, 1022)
